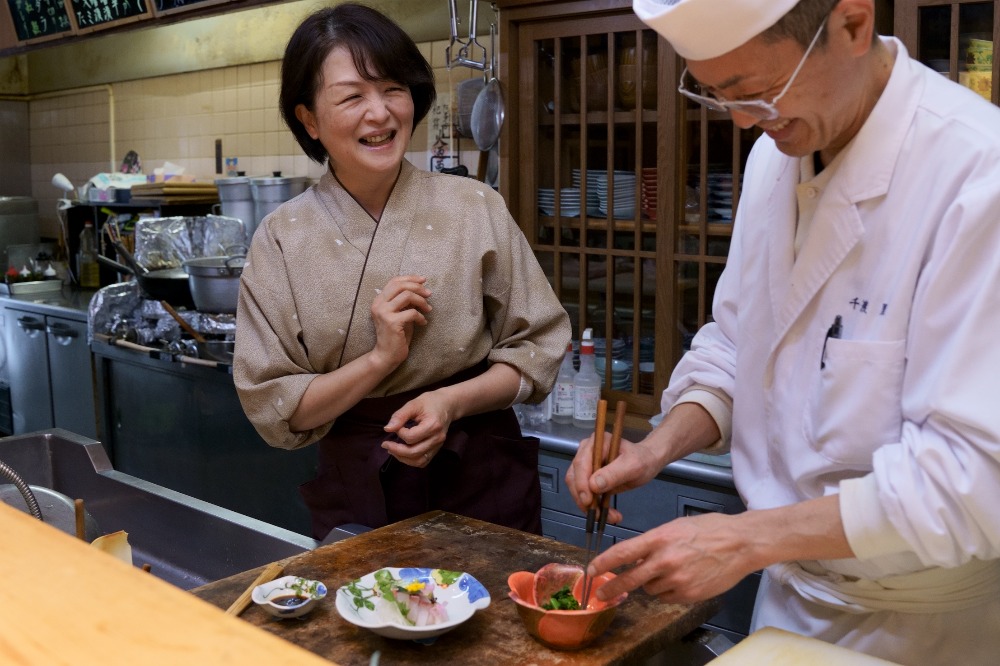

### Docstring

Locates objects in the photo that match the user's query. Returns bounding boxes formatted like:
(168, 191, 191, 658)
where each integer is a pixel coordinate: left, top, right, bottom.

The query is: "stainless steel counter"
(524, 419, 735, 489)
(0, 283, 96, 320)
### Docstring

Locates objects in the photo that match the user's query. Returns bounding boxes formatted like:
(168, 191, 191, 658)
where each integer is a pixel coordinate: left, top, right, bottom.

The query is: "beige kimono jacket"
(235, 161, 570, 450)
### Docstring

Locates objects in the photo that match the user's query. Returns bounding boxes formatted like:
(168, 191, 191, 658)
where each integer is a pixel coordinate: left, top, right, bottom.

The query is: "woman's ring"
(423, 452, 429, 462)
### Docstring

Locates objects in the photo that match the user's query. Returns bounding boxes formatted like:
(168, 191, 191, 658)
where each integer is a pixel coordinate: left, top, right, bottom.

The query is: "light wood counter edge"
(0, 502, 335, 665)
(707, 627, 902, 665)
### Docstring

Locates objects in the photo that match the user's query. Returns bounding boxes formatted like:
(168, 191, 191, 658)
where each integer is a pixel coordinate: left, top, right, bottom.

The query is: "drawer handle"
(16, 316, 45, 336)
(47, 323, 79, 345)
(538, 464, 559, 493)
(677, 495, 725, 518)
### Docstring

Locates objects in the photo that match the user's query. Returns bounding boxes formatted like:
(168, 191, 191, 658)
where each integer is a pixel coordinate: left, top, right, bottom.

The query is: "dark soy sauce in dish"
(270, 595, 309, 607)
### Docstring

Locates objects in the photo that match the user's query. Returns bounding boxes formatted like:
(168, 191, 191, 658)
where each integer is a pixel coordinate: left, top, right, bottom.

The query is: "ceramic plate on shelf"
(335, 567, 491, 642)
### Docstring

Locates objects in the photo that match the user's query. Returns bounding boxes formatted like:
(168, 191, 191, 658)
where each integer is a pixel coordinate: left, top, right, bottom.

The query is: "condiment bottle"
(77, 221, 100, 288)
(551, 341, 577, 424)
(573, 328, 601, 429)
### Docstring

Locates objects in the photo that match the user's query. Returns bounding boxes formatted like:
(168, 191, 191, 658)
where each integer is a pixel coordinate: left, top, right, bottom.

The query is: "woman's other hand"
(369, 274, 432, 372)
(381, 392, 453, 467)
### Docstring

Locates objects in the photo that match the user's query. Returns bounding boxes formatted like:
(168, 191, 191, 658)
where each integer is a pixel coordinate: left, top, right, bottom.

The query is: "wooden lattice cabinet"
(496, 0, 759, 426)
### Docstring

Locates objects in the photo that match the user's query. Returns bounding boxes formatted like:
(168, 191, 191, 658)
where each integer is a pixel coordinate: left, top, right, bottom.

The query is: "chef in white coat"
(566, 0, 1000, 662)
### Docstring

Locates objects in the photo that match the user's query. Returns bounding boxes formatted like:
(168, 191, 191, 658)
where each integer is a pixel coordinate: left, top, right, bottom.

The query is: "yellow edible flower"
(403, 581, 425, 593)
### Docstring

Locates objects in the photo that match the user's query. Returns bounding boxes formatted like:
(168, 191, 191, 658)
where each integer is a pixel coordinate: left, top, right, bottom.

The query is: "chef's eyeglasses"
(677, 16, 828, 121)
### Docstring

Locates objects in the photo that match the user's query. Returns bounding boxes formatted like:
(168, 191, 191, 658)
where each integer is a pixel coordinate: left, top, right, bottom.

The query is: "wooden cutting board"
(708, 627, 903, 665)
(191, 511, 719, 665)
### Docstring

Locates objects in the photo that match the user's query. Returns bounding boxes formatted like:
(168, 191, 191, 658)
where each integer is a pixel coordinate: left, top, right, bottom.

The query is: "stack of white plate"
(595, 171, 636, 219)
(706, 170, 733, 223)
(571, 169, 604, 216)
(595, 356, 632, 390)
(537, 187, 581, 217)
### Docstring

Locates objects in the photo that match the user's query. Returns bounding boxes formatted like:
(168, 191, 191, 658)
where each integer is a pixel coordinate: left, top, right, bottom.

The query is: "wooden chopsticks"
(580, 400, 626, 608)
(582, 399, 608, 562)
(225, 561, 284, 616)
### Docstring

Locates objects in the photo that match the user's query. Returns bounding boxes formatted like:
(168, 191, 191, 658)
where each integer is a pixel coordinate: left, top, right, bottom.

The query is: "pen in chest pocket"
(820, 315, 843, 370)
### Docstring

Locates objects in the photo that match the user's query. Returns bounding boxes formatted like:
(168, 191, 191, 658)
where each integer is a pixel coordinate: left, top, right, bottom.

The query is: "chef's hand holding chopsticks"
(567, 402, 721, 520)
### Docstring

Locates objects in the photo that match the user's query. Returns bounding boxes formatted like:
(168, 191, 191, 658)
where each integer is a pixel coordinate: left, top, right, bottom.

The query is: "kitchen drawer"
(538, 449, 614, 516)
(616, 474, 746, 533)
(705, 571, 761, 639)
(541, 508, 639, 550)
(615, 476, 677, 532)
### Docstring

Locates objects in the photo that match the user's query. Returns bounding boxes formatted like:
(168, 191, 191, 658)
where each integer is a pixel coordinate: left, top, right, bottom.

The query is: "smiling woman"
(233, 4, 571, 541)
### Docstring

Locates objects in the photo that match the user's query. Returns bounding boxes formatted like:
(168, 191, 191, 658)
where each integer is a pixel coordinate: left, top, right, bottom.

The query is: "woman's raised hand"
(369, 274, 432, 370)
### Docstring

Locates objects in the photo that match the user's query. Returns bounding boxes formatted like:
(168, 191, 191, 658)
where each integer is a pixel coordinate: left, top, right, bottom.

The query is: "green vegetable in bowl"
(541, 585, 581, 611)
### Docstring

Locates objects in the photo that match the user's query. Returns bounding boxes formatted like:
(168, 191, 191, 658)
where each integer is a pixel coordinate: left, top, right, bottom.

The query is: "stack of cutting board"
(129, 181, 219, 205)
(708, 627, 903, 665)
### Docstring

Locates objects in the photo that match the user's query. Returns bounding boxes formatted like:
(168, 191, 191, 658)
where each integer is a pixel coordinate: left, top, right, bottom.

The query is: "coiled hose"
(0, 458, 43, 521)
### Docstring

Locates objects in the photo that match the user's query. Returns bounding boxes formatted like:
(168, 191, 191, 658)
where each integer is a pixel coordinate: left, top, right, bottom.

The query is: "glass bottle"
(78, 221, 100, 288)
(551, 341, 577, 424)
(573, 328, 601, 429)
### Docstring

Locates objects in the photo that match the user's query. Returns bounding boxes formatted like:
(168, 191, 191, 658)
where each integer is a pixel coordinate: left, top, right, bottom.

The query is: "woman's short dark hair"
(280, 3, 437, 164)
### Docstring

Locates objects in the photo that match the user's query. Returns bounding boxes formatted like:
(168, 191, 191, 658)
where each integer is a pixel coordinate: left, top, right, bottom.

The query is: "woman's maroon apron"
(298, 361, 542, 540)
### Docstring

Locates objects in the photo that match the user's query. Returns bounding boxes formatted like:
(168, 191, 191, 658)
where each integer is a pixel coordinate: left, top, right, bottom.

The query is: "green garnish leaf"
(541, 585, 581, 611)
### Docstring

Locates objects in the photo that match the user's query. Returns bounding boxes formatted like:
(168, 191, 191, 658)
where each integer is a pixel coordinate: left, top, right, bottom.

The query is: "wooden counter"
(0, 502, 331, 665)
(191, 511, 719, 665)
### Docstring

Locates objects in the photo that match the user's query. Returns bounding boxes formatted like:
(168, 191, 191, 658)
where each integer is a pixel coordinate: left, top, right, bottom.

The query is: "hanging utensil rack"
(447, 0, 497, 73)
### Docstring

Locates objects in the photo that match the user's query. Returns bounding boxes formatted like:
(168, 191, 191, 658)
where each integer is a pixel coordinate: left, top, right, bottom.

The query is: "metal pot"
(183, 254, 245, 314)
(215, 177, 255, 236)
(250, 174, 308, 235)
(99, 248, 195, 309)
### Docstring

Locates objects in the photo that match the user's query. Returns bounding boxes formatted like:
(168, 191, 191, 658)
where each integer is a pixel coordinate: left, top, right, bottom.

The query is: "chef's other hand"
(381, 391, 452, 467)
(588, 511, 754, 605)
(369, 275, 432, 371)
(565, 434, 662, 521)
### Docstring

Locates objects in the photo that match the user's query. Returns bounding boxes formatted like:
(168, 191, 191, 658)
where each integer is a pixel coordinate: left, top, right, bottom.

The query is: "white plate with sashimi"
(335, 567, 491, 641)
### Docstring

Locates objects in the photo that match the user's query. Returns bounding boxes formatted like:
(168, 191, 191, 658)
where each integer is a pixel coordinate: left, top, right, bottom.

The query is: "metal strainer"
(471, 23, 505, 151)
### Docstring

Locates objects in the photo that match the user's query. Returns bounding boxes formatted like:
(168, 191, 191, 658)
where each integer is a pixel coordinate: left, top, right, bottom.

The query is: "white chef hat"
(633, 0, 801, 61)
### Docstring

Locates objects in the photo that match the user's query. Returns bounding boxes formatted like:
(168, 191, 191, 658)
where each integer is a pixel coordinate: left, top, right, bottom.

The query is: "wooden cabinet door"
(499, 0, 759, 424)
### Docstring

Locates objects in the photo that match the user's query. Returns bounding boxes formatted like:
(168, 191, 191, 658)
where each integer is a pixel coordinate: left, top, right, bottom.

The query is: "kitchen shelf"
(499, 0, 758, 420)
(537, 215, 658, 233)
(538, 110, 659, 125)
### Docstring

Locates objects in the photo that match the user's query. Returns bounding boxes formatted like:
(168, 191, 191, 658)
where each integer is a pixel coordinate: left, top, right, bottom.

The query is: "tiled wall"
(0, 100, 31, 195)
(26, 38, 489, 239)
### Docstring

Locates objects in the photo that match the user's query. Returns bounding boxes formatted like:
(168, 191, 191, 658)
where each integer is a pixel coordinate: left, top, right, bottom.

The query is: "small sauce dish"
(252, 575, 327, 619)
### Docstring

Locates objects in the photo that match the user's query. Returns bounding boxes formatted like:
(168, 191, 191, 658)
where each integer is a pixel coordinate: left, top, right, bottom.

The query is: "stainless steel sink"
(0, 429, 325, 590)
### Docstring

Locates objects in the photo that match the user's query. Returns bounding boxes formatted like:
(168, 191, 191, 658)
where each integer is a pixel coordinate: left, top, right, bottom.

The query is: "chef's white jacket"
(663, 38, 1000, 663)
